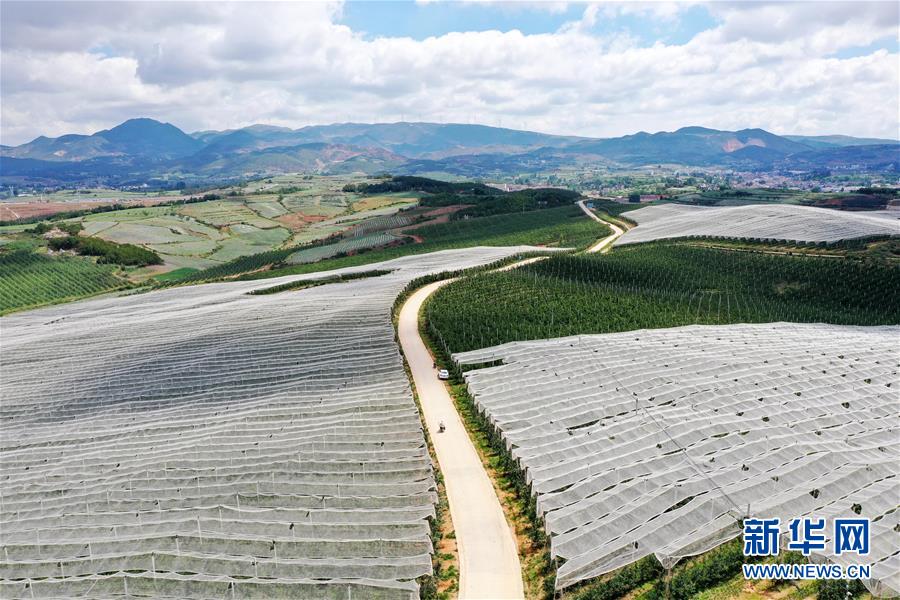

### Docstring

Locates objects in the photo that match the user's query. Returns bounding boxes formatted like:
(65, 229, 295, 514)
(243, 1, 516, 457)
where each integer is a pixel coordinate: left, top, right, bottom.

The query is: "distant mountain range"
(1, 118, 897, 185)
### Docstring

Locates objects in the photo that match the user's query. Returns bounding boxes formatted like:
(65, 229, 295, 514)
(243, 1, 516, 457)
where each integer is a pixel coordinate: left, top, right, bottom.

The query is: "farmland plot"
(180, 199, 282, 229)
(455, 323, 899, 595)
(245, 198, 289, 219)
(0, 250, 124, 314)
(616, 204, 899, 245)
(285, 233, 403, 265)
(0, 246, 537, 599)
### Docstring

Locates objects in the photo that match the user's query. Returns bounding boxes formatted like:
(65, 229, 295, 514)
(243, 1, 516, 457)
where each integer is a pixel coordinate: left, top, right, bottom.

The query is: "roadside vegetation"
(391, 254, 562, 599)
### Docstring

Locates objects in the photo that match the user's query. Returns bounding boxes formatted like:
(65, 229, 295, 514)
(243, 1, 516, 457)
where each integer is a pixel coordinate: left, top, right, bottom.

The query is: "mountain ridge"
(2, 119, 897, 183)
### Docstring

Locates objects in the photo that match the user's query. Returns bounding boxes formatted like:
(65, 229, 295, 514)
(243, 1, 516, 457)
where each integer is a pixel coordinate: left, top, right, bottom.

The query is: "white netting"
(455, 323, 900, 594)
(0, 246, 539, 598)
(614, 203, 899, 245)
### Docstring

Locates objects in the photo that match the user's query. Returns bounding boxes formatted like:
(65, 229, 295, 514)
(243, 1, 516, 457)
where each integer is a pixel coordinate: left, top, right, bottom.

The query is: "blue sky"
(340, 2, 895, 53)
(1, 1, 898, 144)
(830, 35, 899, 59)
(342, 2, 715, 44)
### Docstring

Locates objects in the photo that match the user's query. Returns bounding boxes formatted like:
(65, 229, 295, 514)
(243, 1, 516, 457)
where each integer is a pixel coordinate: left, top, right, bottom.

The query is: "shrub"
(49, 235, 162, 266)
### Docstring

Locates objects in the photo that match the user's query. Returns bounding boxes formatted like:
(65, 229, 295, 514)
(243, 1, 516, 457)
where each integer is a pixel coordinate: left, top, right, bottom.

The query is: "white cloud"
(0, 0, 897, 145)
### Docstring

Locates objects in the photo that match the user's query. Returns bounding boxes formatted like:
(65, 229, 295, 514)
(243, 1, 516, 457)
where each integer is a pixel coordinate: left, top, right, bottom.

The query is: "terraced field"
(20, 179, 423, 276)
(454, 323, 900, 596)
(615, 204, 899, 246)
(180, 204, 602, 284)
(0, 246, 537, 599)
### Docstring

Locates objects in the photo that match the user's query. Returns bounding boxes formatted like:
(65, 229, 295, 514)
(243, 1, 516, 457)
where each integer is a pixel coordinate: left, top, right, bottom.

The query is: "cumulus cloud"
(0, 0, 897, 145)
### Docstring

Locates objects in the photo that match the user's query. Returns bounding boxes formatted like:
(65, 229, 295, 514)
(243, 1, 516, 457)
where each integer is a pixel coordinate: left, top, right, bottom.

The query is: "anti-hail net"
(0, 246, 538, 599)
(615, 203, 899, 245)
(455, 323, 899, 595)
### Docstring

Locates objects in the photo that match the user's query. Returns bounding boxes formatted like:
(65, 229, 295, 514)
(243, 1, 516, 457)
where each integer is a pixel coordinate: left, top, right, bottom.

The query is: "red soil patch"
(275, 212, 330, 231)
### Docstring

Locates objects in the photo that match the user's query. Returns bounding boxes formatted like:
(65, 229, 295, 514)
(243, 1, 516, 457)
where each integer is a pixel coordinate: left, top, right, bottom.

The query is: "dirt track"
(578, 200, 625, 252)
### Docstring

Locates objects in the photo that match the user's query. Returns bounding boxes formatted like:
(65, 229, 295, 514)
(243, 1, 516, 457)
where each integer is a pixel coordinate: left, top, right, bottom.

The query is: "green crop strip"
(426, 244, 900, 354)
(0, 250, 130, 315)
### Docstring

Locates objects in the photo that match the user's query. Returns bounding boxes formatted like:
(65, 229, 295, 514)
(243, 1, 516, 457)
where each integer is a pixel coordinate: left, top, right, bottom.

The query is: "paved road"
(393, 203, 614, 597)
(398, 281, 525, 600)
(578, 200, 625, 253)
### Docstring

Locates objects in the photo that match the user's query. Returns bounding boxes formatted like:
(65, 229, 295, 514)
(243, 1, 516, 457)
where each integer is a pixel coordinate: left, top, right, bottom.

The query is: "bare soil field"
(275, 211, 330, 231)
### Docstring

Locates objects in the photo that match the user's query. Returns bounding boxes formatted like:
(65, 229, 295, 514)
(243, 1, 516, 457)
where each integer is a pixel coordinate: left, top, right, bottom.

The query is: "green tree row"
(426, 244, 900, 354)
(0, 250, 126, 314)
(48, 236, 162, 266)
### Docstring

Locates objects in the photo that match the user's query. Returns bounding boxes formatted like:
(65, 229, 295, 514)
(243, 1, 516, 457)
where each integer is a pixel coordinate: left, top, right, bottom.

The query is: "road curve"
(578, 200, 625, 253)
(399, 281, 525, 600)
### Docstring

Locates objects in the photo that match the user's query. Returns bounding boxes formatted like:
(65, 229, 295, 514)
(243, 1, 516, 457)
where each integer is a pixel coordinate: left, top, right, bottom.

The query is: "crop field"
(346, 213, 417, 237)
(352, 193, 421, 212)
(671, 188, 804, 206)
(0, 250, 126, 314)
(180, 199, 283, 229)
(425, 245, 900, 353)
(176, 204, 603, 284)
(0, 246, 538, 599)
(615, 203, 899, 246)
(286, 233, 403, 265)
(454, 323, 899, 594)
(283, 203, 419, 247)
(403, 205, 602, 250)
(0, 176, 423, 278)
(243, 198, 288, 218)
(0, 194, 183, 221)
(670, 188, 895, 211)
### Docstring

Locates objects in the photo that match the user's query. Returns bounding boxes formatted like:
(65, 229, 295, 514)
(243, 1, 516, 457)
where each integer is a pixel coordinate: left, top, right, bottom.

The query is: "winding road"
(578, 199, 626, 253)
(399, 280, 525, 599)
(396, 207, 622, 598)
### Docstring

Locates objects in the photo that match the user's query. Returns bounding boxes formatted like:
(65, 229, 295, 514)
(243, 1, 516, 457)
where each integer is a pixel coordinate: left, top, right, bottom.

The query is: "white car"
(437, 369, 450, 380)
